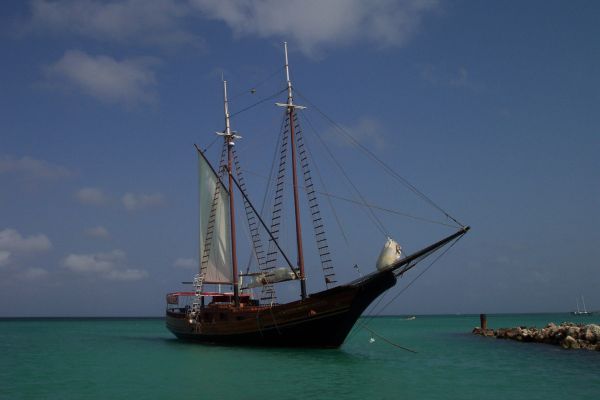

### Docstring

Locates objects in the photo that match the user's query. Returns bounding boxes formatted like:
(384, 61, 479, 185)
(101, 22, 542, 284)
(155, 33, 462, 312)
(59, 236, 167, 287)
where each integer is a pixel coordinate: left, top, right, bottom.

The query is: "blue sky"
(1, 0, 598, 317)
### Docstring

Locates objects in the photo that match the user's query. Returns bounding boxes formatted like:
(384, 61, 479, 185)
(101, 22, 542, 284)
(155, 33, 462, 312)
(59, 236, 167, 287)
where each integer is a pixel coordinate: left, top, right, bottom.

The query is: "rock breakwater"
(473, 322, 600, 350)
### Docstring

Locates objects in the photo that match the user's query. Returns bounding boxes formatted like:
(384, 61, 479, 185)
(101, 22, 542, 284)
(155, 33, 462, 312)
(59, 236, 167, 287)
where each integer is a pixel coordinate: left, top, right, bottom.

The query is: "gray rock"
(506, 328, 520, 339)
(583, 324, 600, 344)
(547, 324, 560, 338)
(562, 335, 579, 349)
(472, 321, 600, 351)
(567, 326, 579, 338)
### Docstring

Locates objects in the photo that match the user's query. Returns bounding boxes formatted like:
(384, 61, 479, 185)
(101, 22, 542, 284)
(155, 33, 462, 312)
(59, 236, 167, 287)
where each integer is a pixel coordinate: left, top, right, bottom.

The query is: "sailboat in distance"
(165, 43, 470, 347)
(572, 296, 592, 316)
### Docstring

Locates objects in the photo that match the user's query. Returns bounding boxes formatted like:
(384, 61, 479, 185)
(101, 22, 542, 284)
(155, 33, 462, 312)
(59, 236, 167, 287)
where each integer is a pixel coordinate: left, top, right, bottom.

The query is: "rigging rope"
(229, 66, 285, 101)
(295, 89, 464, 228)
(362, 326, 418, 353)
(202, 135, 220, 153)
(232, 147, 267, 276)
(299, 111, 389, 237)
(294, 111, 337, 287)
(260, 110, 293, 301)
(351, 234, 465, 338)
(314, 191, 458, 228)
(239, 168, 455, 228)
(243, 114, 287, 276)
(300, 131, 352, 247)
(230, 88, 287, 118)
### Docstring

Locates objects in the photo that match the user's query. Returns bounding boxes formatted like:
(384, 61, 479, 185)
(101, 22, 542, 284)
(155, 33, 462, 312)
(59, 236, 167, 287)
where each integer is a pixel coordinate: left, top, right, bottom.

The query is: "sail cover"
(198, 151, 232, 284)
(242, 267, 300, 289)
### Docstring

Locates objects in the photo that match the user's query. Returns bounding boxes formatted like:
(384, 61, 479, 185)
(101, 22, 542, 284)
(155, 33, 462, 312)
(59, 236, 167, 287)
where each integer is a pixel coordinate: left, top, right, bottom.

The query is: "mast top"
(276, 42, 306, 110)
(218, 79, 242, 145)
(284, 42, 292, 105)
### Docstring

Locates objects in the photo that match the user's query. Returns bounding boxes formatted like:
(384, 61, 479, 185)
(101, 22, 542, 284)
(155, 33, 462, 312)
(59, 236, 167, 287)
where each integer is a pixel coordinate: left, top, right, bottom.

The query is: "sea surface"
(1, 314, 599, 399)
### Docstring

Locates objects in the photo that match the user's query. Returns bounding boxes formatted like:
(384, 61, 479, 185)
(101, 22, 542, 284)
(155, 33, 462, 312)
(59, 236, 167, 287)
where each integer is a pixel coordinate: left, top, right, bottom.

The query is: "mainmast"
(220, 79, 240, 307)
(277, 42, 307, 300)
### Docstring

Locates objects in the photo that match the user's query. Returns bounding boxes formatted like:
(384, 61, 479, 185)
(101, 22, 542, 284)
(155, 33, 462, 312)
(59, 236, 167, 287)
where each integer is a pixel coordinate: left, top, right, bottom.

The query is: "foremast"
(277, 42, 308, 300)
(219, 79, 241, 307)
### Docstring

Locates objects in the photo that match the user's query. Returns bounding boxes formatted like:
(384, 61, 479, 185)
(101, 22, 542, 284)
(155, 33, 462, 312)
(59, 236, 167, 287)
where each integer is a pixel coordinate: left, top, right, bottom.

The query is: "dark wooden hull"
(166, 269, 397, 348)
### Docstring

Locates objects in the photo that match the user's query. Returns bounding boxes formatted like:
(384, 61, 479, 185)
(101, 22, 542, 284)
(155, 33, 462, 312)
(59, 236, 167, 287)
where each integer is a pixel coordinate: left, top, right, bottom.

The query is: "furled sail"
(242, 267, 300, 289)
(198, 151, 232, 284)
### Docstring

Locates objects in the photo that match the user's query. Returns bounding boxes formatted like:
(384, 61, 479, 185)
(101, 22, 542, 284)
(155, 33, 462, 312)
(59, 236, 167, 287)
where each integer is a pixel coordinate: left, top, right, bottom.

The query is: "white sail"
(198, 152, 232, 284)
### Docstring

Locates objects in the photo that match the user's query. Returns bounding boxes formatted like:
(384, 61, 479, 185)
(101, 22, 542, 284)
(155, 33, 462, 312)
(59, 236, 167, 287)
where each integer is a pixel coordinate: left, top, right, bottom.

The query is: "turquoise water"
(1, 314, 599, 399)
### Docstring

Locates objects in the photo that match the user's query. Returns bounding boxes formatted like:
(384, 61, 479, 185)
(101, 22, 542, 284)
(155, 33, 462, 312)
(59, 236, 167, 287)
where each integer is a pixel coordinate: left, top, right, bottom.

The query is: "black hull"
(166, 269, 397, 348)
(166, 227, 469, 348)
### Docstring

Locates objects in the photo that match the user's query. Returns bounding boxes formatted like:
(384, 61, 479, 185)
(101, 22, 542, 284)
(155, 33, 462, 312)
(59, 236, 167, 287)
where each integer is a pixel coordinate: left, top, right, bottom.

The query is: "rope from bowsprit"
(362, 326, 417, 353)
(349, 232, 467, 348)
(295, 88, 465, 229)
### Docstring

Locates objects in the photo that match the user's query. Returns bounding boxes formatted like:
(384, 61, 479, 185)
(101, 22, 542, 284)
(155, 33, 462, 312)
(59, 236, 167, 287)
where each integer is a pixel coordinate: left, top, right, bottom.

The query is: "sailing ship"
(166, 43, 469, 348)
(572, 295, 592, 315)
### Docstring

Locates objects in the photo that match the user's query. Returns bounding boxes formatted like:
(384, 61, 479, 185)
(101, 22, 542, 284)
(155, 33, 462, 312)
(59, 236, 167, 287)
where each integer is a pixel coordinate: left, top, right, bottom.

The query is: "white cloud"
(419, 64, 479, 90)
(84, 226, 110, 239)
(122, 192, 165, 210)
(76, 188, 166, 210)
(64, 249, 124, 273)
(191, 0, 440, 55)
(0, 251, 10, 267)
(0, 228, 52, 268)
(0, 228, 52, 253)
(0, 155, 74, 180)
(173, 257, 196, 269)
(63, 249, 148, 281)
(76, 187, 110, 206)
(325, 117, 387, 151)
(449, 66, 469, 87)
(345, 117, 387, 150)
(28, 0, 199, 47)
(45, 50, 158, 105)
(26, 1, 438, 58)
(106, 268, 148, 281)
(18, 267, 49, 279)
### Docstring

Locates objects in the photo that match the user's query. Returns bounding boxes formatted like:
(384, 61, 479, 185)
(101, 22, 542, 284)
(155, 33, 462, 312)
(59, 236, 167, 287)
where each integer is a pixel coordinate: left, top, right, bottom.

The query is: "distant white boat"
(572, 295, 592, 315)
(405, 316, 416, 320)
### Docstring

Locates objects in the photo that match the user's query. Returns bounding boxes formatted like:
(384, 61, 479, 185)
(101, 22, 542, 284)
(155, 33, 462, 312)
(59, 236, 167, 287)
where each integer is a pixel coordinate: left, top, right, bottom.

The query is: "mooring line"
(362, 326, 418, 353)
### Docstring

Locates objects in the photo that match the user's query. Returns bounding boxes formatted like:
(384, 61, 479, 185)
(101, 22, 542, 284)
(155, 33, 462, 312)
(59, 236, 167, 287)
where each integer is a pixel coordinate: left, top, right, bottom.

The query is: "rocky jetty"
(473, 322, 600, 350)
